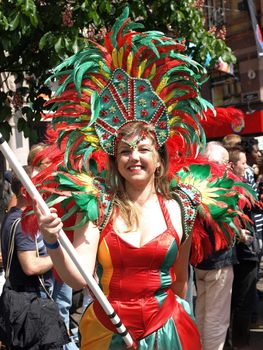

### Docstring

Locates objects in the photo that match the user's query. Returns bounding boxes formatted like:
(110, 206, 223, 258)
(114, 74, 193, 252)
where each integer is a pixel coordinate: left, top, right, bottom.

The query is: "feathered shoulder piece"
(22, 158, 113, 236)
(170, 162, 256, 265)
(171, 183, 201, 243)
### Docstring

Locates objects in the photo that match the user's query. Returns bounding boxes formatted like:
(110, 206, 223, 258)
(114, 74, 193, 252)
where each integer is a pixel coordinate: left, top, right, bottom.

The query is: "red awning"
(205, 110, 263, 139)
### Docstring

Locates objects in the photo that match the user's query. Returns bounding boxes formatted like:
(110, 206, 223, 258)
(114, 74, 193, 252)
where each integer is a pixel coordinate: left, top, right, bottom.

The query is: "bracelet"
(43, 239, 60, 250)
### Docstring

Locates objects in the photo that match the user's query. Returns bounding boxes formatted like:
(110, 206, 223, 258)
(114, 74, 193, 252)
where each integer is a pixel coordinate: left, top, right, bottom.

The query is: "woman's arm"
(171, 233, 192, 299)
(34, 202, 99, 290)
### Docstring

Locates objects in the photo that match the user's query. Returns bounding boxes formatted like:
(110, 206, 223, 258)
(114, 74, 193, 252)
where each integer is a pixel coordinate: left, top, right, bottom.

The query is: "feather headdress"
(44, 6, 213, 169)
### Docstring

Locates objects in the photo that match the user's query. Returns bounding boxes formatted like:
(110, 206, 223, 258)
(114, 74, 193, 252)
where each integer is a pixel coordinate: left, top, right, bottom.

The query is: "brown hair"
(11, 166, 34, 197)
(27, 142, 48, 166)
(228, 146, 245, 165)
(106, 122, 171, 230)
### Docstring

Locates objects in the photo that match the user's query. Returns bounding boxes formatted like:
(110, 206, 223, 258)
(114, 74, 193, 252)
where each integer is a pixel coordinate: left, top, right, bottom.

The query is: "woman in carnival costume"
(27, 8, 256, 350)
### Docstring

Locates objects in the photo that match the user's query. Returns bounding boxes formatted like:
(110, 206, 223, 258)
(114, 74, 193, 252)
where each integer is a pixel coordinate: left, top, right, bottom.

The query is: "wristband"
(43, 239, 60, 250)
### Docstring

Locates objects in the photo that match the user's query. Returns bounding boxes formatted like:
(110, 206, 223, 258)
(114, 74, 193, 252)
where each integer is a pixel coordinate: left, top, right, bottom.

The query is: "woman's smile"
(117, 135, 160, 185)
(127, 165, 143, 172)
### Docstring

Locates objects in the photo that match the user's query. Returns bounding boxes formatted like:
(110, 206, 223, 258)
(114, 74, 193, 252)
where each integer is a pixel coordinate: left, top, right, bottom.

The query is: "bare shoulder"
(165, 198, 181, 212)
(74, 214, 100, 247)
(164, 198, 183, 241)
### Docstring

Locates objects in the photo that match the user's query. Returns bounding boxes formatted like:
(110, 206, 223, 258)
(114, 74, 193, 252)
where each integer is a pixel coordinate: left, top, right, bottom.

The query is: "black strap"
(6, 218, 21, 278)
(35, 235, 54, 300)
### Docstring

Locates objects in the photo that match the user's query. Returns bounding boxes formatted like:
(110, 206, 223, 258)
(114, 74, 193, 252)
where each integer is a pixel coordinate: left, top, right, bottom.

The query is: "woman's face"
(232, 152, 247, 178)
(116, 135, 160, 187)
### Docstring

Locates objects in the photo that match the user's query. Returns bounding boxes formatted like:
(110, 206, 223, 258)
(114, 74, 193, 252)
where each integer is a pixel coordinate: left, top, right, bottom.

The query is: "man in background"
(1, 166, 53, 294)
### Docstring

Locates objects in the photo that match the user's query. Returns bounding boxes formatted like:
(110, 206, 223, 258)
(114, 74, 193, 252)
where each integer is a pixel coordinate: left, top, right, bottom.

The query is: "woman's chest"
(98, 228, 179, 271)
(113, 204, 169, 248)
(116, 221, 168, 249)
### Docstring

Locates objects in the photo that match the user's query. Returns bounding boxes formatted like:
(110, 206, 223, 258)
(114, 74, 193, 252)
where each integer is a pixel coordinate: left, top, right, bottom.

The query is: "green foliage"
(0, 0, 236, 141)
(0, 91, 12, 141)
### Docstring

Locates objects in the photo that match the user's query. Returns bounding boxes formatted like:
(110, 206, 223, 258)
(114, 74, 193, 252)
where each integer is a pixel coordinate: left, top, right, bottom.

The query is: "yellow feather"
(164, 91, 176, 103)
(181, 175, 228, 206)
(82, 88, 93, 96)
(118, 47, 124, 67)
(148, 64, 156, 80)
(76, 173, 98, 195)
(99, 61, 111, 79)
(127, 52, 133, 75)
(80, 101, 91, 109)
(137, 59, 147, 78)
(112, 48, 118, 68)
(168, 103, 178, 113)
(156, 77, 169, 94)
(79, 110, 90, 120)
(168, 116, 180, 125)
(81, 126, 95, 133)
(90, 76, 104, 89)
(83, 134, 100, 144)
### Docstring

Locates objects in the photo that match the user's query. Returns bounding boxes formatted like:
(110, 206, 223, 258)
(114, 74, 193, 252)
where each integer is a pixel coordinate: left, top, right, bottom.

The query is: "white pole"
(0, 133, 134, 348)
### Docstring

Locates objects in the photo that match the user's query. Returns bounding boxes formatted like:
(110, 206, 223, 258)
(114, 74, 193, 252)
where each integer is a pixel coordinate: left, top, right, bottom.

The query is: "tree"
(0, 0, 236, 142)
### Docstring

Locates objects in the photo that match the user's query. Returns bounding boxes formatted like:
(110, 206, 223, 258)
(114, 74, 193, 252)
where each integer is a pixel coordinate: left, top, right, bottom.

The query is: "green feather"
(90, 91, 100, 126)
(188, 164, 211, 180)
(45, 195, 68, 207)
(83, 146, 95, 172)
(170, 52, 205, 71)
(52, 51, 82, 73)
(46, 69, 74, 86)
(110, 6, 130, 48)
(57, 173, 85, 191)
(89, 158, 98, 176)
(133, 34, 161, 58)
(235, 181, 257, 198)
(65, 212, 89, 230)
(61, 204, 79, 221)
(72, 193, 99, 221)
(125, 21, 144, 33)
(87, 197, 99, 221)
(207, 204, 228, 218)
(74, 61, 98, 96)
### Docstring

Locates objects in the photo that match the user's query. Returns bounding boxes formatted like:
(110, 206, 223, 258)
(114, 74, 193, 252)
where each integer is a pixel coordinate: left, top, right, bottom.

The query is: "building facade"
(204, 0, 263, 139)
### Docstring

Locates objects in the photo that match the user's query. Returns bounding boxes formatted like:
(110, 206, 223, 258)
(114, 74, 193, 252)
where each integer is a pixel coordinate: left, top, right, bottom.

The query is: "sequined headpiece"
(94, 69, 169, 155)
